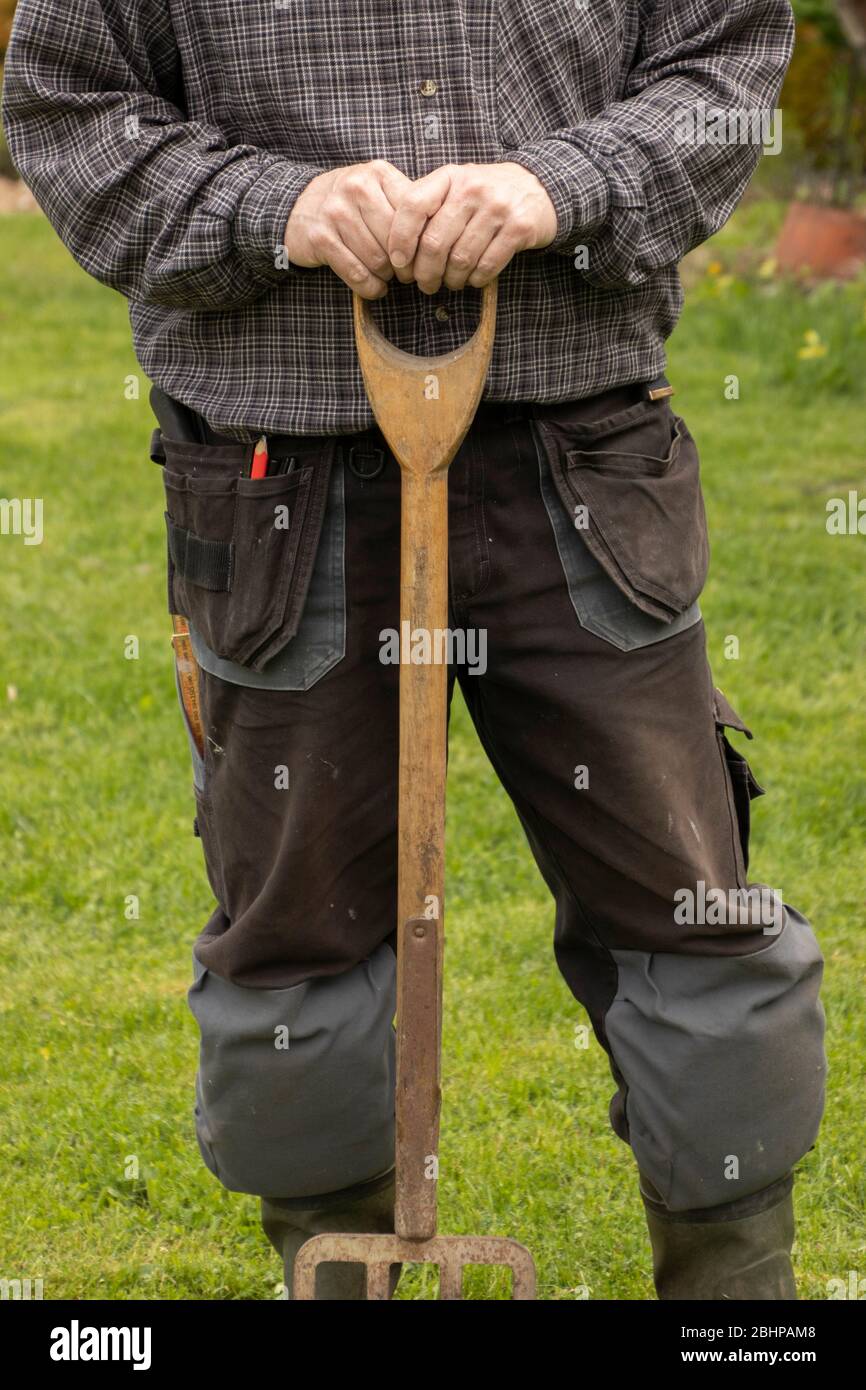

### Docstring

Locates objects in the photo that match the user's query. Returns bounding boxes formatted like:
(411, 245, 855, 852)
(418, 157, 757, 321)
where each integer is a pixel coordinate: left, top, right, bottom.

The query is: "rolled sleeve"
(501, 140, 610, 255)
(233, 159, 327, 279)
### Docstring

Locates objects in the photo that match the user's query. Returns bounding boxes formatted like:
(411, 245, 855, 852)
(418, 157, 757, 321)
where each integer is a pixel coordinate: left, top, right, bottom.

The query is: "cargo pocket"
(192, 785, 228, 909)
(162, 437, 334, 673)
(713, 688, 766, 879)
(537, 444, 702, 652)
(533, 398, 709, 646)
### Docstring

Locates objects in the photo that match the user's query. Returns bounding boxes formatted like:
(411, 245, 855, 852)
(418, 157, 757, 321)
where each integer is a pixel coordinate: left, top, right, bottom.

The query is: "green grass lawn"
(1, 206, 864, 1300)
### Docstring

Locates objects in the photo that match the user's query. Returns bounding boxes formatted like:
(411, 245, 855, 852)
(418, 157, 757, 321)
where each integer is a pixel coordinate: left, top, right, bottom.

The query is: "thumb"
(378, 162, 416, 210)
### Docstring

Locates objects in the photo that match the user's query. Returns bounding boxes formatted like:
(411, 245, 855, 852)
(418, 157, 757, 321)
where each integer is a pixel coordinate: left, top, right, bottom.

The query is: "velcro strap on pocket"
(166, 514, 233, 592)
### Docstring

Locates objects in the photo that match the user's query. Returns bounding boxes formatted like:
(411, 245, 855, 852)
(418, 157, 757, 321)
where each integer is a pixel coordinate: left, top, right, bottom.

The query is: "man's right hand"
(284, 160, 414, 299)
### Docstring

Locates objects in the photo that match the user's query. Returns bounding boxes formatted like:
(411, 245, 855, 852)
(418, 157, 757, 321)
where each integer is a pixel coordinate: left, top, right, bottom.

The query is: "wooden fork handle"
(352, 283, 498, 1240)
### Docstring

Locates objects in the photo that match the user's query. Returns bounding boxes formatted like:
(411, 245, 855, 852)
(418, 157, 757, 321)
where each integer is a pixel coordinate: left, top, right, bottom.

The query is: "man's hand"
(387, 162, 558, 294)
(284, 159, 414, 299)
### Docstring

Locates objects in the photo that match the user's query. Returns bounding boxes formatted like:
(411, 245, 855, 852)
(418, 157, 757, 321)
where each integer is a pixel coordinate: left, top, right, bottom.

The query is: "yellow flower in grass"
(798, 329, 828, 360)
(758, 257, 777, 279)
(707, 260, 724, 277)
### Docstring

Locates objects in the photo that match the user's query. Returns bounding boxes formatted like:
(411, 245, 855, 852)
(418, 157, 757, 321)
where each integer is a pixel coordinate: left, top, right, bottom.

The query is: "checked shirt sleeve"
(503, 0, 795, 288)
(1, 0, 325, 310)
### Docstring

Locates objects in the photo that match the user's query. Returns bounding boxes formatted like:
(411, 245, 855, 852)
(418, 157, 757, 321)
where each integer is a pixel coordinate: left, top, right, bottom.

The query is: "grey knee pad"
(188, 943, 396, 1199)
(606, 905, 826, 1211)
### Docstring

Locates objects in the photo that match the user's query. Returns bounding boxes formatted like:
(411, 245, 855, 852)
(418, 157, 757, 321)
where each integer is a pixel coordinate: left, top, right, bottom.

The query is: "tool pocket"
(713, 688, 766, 878)
(535, 398, 710, 637)
(162, 438, 334, 673)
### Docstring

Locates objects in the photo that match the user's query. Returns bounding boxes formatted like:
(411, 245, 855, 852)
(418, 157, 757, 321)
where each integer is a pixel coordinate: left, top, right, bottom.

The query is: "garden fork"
(293, 281, 536, 1300)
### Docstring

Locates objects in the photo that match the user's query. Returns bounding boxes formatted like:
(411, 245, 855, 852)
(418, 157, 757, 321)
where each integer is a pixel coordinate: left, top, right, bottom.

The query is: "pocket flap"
(536, 405, 709, 623)
(713, 687, 754, 740)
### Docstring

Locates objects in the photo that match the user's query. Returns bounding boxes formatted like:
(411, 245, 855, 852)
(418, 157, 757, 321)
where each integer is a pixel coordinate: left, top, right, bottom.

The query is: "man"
(3, 0, 825, 1300)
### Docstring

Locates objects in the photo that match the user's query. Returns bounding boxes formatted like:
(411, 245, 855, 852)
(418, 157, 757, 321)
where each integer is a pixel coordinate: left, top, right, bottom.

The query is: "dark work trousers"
(159, 382, 826, 1218)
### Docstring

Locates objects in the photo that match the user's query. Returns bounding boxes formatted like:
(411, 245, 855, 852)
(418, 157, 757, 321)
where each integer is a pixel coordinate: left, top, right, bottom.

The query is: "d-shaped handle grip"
(352, 280, 498, 477)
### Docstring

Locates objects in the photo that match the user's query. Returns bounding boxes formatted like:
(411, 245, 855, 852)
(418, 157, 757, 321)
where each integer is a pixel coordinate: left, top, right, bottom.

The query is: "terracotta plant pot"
(775, 200, 866, 279)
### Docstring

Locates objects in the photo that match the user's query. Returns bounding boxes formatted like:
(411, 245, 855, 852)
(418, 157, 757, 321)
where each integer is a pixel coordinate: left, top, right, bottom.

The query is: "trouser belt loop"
(345, 442, 386, 479)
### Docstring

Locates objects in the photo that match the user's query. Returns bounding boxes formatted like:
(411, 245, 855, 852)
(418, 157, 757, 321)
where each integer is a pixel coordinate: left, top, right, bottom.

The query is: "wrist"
(286, 168, 348, 269)
(498, 161, 558, 249)
(497, 143, 609, 255)
(235, 160, 326, 277)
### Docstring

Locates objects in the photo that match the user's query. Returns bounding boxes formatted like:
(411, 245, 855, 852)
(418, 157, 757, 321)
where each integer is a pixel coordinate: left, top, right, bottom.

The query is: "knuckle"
(420, 229, 445, 254)
(341, 171, 366, 197)
(320, 194, 343, 221)
(509, 214, 534, 239)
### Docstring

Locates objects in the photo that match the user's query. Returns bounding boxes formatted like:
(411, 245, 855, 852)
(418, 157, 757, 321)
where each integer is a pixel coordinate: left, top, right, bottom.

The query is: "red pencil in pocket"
(250, 434, 269, 479)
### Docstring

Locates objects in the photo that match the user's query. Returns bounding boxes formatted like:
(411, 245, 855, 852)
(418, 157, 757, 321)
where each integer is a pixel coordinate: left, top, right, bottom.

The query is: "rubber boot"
(262, 1169, 401, 1300)
(640, 1172, 798, 1300)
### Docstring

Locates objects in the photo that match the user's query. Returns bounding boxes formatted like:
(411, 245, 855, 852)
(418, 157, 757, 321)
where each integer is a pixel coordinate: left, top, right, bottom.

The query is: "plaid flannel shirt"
(3, 0, 794, 438)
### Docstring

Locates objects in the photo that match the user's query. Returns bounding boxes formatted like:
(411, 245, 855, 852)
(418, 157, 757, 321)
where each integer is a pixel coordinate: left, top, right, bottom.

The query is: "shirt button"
(419, 79, 438, 97)
(434, 306, 450, 323)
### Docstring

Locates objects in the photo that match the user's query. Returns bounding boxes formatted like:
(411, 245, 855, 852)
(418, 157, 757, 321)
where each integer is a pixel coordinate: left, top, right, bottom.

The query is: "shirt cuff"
(500, 140, 610, 256)
(233, 160, 327, 278)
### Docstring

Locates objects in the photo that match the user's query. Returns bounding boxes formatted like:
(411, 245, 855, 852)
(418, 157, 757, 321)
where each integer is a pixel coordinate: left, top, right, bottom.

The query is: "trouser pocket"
(534, 396, 709, 629)
(536, 436, 703, 651)
(162, 436, 335, 672)
(713, 687, 766, 878)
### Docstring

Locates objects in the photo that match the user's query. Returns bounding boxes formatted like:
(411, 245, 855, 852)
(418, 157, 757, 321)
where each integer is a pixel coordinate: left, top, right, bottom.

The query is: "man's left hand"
(387, 162, 557, 294)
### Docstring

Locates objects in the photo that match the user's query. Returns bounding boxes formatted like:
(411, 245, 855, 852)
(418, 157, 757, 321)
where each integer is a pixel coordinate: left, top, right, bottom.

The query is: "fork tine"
(437, 1261, 464, 1300)
(365, 1262, 394, 1300)
(292, 1232, 536, 1300)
